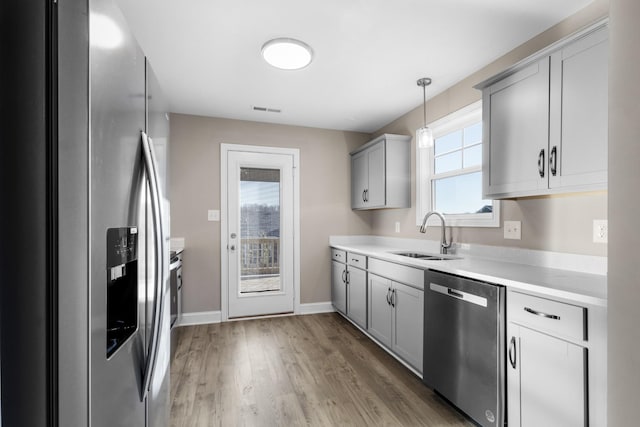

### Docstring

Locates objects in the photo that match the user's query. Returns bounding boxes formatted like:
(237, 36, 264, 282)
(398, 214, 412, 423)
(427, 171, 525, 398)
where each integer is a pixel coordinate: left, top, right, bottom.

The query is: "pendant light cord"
(417, 77, 431, 128)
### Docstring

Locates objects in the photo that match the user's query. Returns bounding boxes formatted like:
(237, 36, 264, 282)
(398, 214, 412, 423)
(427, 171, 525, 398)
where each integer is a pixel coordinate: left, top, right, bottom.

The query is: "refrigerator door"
(146, 61, 171, 427)
(89, 0, 147, 425)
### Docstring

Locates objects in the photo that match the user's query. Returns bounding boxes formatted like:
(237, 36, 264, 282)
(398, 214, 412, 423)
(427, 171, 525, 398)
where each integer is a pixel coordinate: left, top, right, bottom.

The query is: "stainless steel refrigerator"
(0, 0, 171, 425)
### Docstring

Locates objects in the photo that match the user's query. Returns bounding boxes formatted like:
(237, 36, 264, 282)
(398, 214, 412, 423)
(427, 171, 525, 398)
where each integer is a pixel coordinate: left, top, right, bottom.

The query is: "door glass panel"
(239, 167, 281, 294)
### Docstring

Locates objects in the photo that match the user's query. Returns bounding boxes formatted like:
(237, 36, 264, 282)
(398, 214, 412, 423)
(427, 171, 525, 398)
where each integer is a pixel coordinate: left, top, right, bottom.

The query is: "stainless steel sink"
(391, 251, 460, 261)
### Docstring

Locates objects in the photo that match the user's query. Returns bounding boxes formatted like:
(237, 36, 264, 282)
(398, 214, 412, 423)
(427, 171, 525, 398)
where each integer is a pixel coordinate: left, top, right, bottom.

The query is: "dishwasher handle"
(429, 283, 489, 308)
(447, 288, 464, 299)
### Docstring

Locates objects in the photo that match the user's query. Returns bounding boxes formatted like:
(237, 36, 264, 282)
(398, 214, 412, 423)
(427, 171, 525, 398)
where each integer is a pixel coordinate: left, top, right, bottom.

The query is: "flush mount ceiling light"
(261, 38, 313, 70)
(416, 77, 434, 149)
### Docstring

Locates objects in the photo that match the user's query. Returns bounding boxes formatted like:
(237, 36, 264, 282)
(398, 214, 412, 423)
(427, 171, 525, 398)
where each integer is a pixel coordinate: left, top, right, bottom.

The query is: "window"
(416, 101, 499, 227)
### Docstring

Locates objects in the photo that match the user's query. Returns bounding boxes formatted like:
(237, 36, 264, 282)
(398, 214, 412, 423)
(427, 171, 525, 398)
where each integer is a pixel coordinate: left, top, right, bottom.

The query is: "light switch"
(207, 209, 220, 222)
(504, 220, 522, 240)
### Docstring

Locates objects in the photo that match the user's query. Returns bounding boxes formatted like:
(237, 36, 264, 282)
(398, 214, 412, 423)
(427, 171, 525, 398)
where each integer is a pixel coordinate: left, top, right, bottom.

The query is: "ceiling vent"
(252, 106, 282, 113)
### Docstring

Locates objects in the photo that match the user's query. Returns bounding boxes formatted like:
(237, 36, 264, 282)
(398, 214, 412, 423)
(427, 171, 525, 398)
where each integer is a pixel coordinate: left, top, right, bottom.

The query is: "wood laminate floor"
(170, 313, 472, 427)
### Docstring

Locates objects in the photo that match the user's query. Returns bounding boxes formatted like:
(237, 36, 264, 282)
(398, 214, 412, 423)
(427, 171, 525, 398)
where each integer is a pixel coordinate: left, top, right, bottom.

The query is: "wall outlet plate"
(395, 222, 400, 233)
(593, 219, 608, 243)
(504, 220, 522, 240)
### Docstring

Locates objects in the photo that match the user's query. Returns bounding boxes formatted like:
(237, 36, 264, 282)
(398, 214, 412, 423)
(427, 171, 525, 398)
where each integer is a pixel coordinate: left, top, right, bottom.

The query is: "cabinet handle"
(550, 146, 557, 176)
(362, 189, 367, 202)
(508, 336, 517, 369)
(346, 270, 350, 285)
(538, 149, 545, 178)
(524, 307, 560, 320)
(386, 287, 392, 305)
(391, 289, 396, 307)
(341, 270, 346, 284)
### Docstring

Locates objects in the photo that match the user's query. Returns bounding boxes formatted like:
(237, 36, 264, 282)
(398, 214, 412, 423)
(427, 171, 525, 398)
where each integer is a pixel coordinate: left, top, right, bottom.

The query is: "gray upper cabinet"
(482, 58, 550, 197)
(549, 27, 608, 190)
(478, 22, 608, 199)
(350, 134, 411, 210)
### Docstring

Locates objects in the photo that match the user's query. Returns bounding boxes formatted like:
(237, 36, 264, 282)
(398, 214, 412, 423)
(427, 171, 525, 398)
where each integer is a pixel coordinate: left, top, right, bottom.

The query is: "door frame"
(220, 144, 301, 321)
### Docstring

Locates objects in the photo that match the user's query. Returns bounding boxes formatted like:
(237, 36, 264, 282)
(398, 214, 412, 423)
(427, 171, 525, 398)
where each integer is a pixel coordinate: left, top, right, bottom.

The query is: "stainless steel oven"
(169, 250, 182, 359)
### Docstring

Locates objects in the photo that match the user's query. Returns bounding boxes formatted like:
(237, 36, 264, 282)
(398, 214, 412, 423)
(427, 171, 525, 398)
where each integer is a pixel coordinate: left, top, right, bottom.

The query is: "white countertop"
(330, 237, 607, 307)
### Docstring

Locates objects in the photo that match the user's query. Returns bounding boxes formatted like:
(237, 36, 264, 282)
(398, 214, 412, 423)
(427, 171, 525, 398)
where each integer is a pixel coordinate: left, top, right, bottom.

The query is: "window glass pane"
(463, 144, 482, 168)
(434, 130, 462, 155)
(239, 167, 281, 294)
(433, 171, 492, 215)
(434, 151, 462, 174)
(463, 122, 482, 146)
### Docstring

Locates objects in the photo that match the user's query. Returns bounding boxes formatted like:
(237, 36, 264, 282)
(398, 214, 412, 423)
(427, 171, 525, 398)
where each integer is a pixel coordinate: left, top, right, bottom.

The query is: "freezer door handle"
(140, 131, 167, 401)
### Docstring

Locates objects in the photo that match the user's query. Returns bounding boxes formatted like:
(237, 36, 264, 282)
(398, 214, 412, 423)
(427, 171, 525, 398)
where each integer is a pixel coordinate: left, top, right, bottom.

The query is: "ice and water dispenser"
(106, 227, 138, 357)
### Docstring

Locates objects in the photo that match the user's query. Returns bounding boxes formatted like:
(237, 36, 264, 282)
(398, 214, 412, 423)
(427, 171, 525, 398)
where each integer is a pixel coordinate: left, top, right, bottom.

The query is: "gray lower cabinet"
(508, 324, 586, 427)
(507, 291, 591, 427)
(346, 265, 367, 329)
(331, 259, 347, 315)
(367, 273, 424, 373)
(332, 250, 368, 329)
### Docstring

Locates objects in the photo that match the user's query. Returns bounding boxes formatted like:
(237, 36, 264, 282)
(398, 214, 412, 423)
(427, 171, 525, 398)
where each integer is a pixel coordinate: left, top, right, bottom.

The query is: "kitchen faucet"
(419, 211, 451, 254)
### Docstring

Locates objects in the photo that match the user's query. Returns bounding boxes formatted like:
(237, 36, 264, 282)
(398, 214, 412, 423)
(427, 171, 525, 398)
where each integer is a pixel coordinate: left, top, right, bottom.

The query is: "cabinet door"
(484, 58, 550, 197)
(331, 261, 347, 315)
(366, 141, 386, 207)
(513, 326, 587, 427)
(549, 27, 608, 190)
(346, 266, 367, 329)
(367, 274, 393, 347)
(392, 282, 424, 372)
(351, 150, 368, 209)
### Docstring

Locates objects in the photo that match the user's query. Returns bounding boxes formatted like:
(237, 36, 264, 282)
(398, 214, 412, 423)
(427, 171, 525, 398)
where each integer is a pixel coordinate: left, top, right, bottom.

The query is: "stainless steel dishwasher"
(423, 270, 506, 427)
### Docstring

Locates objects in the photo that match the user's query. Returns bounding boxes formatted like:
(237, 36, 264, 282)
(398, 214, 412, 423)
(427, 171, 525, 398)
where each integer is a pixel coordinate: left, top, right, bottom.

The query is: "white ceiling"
(116, 0, 593, 133)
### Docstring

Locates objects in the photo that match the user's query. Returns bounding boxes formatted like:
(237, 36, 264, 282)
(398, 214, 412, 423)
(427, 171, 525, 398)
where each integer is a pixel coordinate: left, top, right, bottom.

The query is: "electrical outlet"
(593, 219, 608, 243)
(207, 209, 220, 222)
(395, 222, 400, 233)
(504, 220, 522, 240)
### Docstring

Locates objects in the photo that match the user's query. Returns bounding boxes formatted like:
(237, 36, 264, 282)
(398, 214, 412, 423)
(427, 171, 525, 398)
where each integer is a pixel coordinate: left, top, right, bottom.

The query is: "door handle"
(140, 131, 167, 402)
(549, 146, 557, 176)
(229, 245, 236, 251)
(509, 336, 517, 369)
(538, 149, 545, 178)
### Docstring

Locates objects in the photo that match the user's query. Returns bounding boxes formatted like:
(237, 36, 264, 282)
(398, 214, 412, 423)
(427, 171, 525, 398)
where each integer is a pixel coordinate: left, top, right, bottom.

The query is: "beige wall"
(368, 0, 609, 257)
(169, 114, 371, 313)
(608, 0, 640, 423)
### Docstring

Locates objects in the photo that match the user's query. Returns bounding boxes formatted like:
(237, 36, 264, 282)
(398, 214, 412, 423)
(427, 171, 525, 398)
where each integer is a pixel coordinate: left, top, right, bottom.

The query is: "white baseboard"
(178, 310, 222, 326)
(178, 303, 334, 326)
(298, 301, 335, 315)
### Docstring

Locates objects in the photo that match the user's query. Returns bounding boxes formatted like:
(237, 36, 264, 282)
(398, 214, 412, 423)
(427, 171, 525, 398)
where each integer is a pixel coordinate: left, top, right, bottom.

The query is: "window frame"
(416, 101, 500, 227)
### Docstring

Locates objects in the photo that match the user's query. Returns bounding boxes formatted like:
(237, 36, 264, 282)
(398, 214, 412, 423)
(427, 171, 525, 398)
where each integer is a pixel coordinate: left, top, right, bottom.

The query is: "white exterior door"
(226, 150, 296, 318)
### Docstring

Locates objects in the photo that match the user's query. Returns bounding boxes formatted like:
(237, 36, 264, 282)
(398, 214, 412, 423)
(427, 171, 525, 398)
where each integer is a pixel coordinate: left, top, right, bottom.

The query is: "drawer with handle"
(331, 249, 346, 263)
(347, 252, 367, 268)
(508, 291, 587, 341)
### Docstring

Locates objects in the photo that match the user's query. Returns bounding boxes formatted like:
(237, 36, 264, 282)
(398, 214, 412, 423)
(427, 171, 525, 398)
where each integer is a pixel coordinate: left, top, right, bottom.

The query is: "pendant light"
(416, 77, 434, 149)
